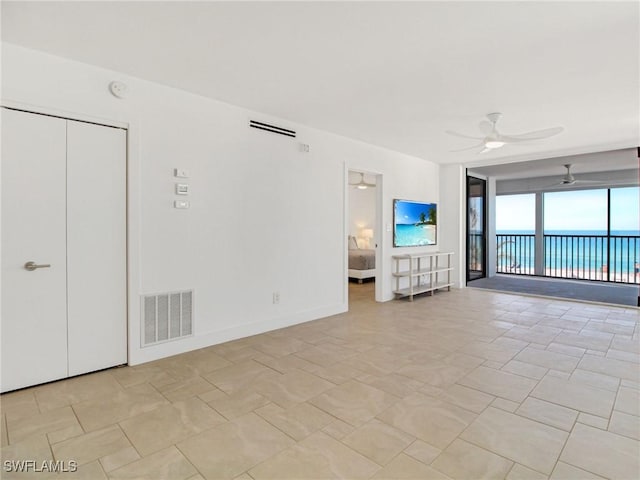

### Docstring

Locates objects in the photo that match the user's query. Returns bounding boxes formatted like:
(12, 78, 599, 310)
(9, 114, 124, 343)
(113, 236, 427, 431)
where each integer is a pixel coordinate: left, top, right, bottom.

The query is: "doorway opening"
(347, 170, 381, 303)
(467, 175, 487, 282)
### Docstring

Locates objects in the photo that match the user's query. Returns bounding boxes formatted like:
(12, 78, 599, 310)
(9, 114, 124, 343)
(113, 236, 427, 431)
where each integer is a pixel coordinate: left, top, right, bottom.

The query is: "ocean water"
(495, 230, 640, 276)
(395, 224, 436, 247)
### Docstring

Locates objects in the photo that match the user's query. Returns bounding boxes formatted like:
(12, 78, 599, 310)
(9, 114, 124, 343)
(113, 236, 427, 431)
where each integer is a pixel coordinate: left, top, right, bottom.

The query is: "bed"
(348, 236, 376, 283)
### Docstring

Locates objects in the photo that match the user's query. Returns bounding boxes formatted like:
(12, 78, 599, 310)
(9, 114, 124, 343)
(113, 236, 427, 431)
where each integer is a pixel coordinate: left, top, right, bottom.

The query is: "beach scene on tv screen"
(394, 200, 437, 246)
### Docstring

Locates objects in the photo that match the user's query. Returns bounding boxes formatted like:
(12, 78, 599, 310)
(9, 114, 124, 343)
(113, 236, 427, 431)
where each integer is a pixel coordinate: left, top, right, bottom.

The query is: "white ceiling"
(2, 1, 639, 166)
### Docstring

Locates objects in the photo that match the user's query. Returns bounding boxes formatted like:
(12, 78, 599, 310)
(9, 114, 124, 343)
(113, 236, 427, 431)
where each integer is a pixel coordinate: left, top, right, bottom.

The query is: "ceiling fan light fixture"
(484, 140, 505, 149)
(357, 184, 367, 190)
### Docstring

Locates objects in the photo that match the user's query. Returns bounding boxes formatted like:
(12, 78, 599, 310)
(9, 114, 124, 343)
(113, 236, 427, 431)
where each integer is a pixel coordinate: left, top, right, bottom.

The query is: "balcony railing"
(496, 234, 640, 284)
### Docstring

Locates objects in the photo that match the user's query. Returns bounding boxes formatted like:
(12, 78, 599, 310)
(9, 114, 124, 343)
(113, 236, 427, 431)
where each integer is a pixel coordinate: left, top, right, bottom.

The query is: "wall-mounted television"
(393, 199, 437, 247)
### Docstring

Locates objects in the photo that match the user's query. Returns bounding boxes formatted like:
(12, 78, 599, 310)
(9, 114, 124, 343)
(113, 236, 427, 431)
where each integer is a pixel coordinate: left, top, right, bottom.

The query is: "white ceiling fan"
(447, 113, 564, 154)
(349, 172, 376, 189)
(549, 164, 604, 187)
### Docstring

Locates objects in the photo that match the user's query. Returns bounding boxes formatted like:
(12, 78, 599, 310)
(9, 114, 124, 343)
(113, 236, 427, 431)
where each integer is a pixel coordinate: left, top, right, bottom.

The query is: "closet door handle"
(24, 261, 51, 271)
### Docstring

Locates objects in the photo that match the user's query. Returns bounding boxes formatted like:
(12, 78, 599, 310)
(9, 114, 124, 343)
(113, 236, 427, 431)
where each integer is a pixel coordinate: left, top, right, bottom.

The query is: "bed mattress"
(348, 249, 375, 270)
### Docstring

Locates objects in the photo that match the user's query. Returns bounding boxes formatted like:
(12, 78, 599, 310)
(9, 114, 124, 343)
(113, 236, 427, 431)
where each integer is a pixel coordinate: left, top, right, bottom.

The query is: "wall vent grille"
(141, 290, 193, 347)
(249, 120, 296, 138)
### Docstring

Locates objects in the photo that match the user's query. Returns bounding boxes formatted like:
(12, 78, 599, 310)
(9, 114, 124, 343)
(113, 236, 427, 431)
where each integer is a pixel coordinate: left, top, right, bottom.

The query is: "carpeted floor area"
(469, 274, 640, 307)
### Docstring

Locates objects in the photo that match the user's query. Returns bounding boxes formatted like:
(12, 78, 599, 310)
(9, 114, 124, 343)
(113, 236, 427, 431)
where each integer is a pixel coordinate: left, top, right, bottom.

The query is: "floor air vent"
(249, 120, 296, 138)
(141, 290, 193, 347)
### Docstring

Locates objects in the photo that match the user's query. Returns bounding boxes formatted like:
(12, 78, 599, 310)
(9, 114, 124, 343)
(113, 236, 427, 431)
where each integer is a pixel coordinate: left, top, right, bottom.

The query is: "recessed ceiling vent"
(141, 290, 193, 347)
(249, 120, 296, 138)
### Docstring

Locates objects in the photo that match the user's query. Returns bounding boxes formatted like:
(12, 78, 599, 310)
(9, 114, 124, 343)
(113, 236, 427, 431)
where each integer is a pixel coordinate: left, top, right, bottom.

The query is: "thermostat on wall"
(175, 183, 189, 195)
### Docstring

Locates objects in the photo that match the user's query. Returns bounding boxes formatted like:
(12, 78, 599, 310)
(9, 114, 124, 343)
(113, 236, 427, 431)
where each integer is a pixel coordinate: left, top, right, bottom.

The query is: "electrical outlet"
(272, 292, 280, 304)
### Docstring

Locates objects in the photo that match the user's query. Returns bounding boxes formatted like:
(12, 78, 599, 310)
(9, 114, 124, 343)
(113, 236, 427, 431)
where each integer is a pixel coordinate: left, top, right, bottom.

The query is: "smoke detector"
(109, 81, 128, 99)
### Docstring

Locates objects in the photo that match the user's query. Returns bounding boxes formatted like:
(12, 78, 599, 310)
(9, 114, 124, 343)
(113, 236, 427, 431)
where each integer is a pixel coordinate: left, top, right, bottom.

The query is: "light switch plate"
(175, 183, 189, 195)
(174, 200, 190, 209)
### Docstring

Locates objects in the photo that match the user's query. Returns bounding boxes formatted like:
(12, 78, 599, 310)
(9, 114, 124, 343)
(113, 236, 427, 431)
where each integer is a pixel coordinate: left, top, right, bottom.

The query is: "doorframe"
(1, 100, 131, 366)
(344, 166, 384, 304)
(466, 172, 488, 283)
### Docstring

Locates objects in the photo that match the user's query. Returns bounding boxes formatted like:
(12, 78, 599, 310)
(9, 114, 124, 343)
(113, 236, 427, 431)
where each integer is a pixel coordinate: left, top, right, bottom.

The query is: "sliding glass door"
(467, 175, 487, 282)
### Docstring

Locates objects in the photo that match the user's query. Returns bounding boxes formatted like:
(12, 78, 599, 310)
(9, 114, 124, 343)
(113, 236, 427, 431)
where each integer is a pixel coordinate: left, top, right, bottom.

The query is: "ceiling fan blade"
(479, 147, 492, 154)
(501, 126, 564, 142)
(446, 130, 484, 140)
(478, 120, 494, 135)
(450, 142, 485, 152)
(574, 179, 604, 184)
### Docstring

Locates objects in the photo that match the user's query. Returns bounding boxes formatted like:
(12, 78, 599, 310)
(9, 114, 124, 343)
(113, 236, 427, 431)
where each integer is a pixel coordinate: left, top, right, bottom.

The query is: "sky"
(496, 187, 640, 232)
(395, 200, 436, 225)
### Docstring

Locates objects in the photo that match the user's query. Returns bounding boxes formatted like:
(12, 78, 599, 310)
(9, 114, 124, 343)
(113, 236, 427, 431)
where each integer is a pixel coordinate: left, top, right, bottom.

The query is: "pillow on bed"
(348, 236, 359, 249)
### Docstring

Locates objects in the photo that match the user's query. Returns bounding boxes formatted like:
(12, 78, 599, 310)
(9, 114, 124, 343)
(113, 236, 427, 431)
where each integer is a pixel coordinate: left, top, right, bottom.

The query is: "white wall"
(348, 181, 376, 248)
(439, 165, 466, 288)
(2, 43, 441, 365)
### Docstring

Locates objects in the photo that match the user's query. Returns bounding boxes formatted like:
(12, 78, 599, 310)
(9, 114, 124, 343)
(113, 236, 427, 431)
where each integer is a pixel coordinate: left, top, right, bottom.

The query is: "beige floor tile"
(99, 445, 140, 472)
(249, 431, 379, 479)
(371, 453, 450, 479)
(0, 390, 40, 422)
(396, 363, 469, 388)
(491, 398, 520, 413)
(576, 412, 608, 429)
(294, 343, 358, 367)
(615, 386, 640, 416)
(608, 410, 640, 440)
(203, 360, 279, 394)
(578, 354, 640, 382)
(1, 435, 53, 469)
(437, 384, 495, 414)
(33, 372, 124, 412)
(1, 415, 8, 447)
(110, 363, 178, 389)
(255, 402, 333, 441)
(431, 438, 513, 480)
(47, 423, 85, 445)
(377, 392, 476, 449)
(342, 419, 414, 465)
(550, 461, 605, 479)
(546, 342, 585, 358)
(254, 353, 319, 375)
(513, 347, 580, 373)
(458, 342, 521, 363)
(530, 375, 615, 417)
(250, 336, 310, 358)
(252, 369, 334, 408)
(506, 463, 548, 480)
(177, 412, 294, 479)
(109, 446, 197, 480)
(72, 383, 168, 432)
(516, 397, 578, 431)
(458, 366, 537, 403)
(560, 423, 640, 479)
(460, 407, 568, 475)
(355, 373, 423, 398)
(303, 361, 365, 384)
(568, 369, 620, 392)
(51, 424, 132, 466)
(403, 439, 441, 465)
(322, 418, 356, 440)
(120, 397, 226, 455)
(501, 360, 548, 380)
(207, 390, 270, 419)
(157, 376, 218, 403)
(310, 380, 399, 426)
(503, 325, 562, 345)
(6, 405, 79, 444)
(555, 331, 613, 352)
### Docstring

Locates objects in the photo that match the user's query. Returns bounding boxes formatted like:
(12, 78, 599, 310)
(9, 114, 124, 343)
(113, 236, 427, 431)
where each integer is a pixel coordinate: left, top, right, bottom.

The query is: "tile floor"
(1, 283, 639, 479)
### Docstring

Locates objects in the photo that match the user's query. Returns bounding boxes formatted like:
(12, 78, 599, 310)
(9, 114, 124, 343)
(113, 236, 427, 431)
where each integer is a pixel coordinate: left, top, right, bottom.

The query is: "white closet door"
(1, 108, 69, 392)
(66, 120, 127, 376)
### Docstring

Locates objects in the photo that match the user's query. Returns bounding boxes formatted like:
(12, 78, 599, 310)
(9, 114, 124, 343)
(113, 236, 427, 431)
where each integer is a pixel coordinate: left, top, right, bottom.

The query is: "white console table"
(392, 252, 454, 301)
